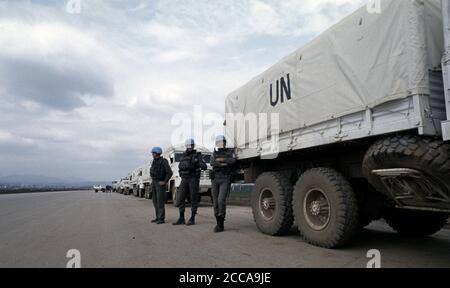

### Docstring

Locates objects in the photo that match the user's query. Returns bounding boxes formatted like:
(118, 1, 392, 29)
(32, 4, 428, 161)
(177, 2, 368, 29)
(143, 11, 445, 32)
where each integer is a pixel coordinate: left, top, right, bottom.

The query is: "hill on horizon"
(0, 174, 110, 186)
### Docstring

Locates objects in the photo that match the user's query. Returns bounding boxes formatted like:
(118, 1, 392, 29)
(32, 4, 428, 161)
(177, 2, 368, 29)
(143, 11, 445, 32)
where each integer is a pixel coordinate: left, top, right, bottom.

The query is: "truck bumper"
(443, 121, 450, 141)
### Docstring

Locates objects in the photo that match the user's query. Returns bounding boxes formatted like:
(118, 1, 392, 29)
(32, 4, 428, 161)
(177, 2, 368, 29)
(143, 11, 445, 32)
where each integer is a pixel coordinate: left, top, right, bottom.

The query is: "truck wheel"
(293, 168, 359, 248)
(351, 179, 385, 229)
(385, 209, 449, 237)
(252, 172, 294, 236)
(363, 135, 450, 195)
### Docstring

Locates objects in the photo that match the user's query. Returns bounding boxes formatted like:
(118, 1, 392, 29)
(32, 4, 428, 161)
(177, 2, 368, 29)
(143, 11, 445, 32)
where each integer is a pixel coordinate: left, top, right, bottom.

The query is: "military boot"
(186, 212, 196, 226)
(214, 216, 224, 233)
(173, 212, 185, 226)
(215, 217, 225, 233)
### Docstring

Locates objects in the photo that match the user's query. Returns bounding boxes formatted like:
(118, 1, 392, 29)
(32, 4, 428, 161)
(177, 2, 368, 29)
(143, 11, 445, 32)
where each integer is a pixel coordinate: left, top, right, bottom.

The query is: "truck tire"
(252, 172, 294, 236)
(351, 179, 385, 229)
(363, 135, 450, 195)
(293, 168, 359, 248)
(384, 209, 449, 237)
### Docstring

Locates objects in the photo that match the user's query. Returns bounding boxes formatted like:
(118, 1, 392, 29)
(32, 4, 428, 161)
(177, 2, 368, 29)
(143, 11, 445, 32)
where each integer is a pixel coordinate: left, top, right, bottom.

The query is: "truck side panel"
(226, 0, 446, 160)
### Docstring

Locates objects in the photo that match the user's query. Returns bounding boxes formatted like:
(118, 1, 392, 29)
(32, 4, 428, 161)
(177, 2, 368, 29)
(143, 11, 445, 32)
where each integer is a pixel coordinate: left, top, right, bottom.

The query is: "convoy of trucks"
(111, 0, 450, 249)
(116, 177, 131, 195)
(114, 146, 213, 204)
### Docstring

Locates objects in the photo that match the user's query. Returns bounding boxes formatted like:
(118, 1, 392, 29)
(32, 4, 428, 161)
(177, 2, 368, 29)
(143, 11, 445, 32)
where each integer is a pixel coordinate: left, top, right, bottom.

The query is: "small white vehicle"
(164, 146, 213, 204)
(93, 185, 106, 193)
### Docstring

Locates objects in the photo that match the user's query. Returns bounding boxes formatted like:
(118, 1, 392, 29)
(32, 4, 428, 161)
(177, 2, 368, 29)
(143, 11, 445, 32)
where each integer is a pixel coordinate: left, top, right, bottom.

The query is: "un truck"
(134, 163, 152, 199)
(119, 176, 131, 195)
(112, 180, 119, 193)
(130, 166, 150, 198)
(225, 0, 450, 248)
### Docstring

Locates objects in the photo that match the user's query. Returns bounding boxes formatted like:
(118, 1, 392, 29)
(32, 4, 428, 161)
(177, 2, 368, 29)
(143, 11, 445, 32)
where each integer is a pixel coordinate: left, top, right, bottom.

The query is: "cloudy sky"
(0, 0, 367, 181)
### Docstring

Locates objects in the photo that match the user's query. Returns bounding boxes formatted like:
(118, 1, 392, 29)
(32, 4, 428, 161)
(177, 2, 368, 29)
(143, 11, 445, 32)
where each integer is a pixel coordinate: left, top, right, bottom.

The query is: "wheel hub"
(310, 201, 322, 216)
(262, 198, 275, 210)
(304, 189, 331, 231)
(259, 189, 276, 220)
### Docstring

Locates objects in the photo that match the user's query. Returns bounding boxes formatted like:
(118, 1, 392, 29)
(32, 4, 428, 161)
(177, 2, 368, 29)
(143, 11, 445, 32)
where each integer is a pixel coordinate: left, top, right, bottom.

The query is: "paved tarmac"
(0, 191, 449, 268)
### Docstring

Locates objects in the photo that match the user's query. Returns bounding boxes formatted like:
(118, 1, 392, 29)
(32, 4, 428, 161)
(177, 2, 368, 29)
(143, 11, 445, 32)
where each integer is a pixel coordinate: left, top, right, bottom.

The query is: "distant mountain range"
(0, 175, 110, 187)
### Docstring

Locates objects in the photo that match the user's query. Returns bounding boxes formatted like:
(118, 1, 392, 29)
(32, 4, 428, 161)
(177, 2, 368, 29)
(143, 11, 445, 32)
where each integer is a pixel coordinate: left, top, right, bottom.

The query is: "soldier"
(173, 139, 207, 226)
(150, 147, 173, 225)
(210, 135, 237, 232)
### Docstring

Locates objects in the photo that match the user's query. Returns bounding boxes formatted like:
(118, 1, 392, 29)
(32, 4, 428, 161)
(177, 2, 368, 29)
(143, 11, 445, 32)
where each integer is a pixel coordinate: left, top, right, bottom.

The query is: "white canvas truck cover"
(225, 0, 443, 153)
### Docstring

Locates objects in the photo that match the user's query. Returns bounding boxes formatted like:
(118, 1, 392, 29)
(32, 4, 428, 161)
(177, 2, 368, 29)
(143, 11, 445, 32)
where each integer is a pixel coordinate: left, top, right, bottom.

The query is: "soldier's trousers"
(212, 177, 231, 219)
(152, 182, 166, 221)
(176, 177, 200, 215)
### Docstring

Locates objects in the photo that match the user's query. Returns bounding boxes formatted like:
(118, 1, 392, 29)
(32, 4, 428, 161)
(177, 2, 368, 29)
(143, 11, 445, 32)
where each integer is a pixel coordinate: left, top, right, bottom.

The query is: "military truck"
(112, 180, 119, 193)
(122, 163, 152, 198)
(119, 176, 131, 195)
(225, 0, 450, 248)
(164, 146, 213, 204)
(130, 168, 140, 197)
(137, 163, 152, 199)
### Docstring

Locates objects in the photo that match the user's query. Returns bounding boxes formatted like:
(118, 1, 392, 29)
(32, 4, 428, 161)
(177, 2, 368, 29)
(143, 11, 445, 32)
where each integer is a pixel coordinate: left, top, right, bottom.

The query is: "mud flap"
(372, 168, 450, 213)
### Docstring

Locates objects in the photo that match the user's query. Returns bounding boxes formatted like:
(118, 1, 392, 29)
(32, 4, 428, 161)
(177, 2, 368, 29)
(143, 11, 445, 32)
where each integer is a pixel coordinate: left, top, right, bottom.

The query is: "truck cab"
(111, 180, 119, 193)
(130, 168, 140, 197)
(121, 176, 131, 195)
(137, 163, 152, 198)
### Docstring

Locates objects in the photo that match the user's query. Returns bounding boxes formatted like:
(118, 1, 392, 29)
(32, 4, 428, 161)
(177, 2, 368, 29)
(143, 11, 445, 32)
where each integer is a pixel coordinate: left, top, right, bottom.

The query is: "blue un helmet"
(185, 138, 195, 149)
(151, 147, 163, 155)
(215, 135, 227, 148)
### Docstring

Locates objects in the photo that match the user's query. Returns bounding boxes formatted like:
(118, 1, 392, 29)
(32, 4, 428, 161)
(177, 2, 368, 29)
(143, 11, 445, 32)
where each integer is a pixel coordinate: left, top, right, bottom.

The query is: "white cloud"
(0, 20, 116, 67)
(0, 0, 369, 180)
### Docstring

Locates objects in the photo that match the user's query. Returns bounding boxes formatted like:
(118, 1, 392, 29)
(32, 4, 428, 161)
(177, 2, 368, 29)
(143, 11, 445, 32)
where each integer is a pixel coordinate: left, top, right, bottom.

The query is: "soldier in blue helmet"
(150, 147, 173, 224)
(210, 135, 237, 232)
(173, 139, 207, 226)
